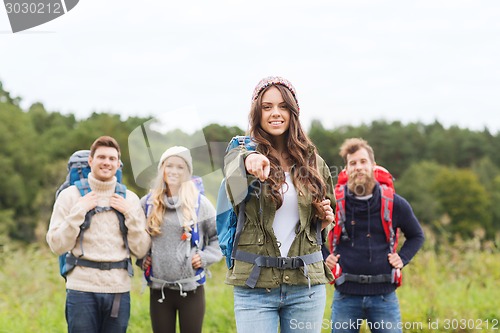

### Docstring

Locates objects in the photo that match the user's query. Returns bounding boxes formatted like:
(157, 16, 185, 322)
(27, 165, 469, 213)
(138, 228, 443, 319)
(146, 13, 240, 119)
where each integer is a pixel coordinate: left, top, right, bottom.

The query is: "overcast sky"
(1, 0, 499, 134)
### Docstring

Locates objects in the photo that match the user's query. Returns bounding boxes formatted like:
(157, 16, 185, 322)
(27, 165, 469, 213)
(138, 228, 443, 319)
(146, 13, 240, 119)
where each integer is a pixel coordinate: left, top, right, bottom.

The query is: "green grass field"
(0, 241, 498, 333)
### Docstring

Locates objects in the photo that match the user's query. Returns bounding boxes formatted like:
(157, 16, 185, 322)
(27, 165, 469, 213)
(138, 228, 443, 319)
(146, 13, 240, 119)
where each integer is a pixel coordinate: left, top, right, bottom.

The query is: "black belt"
(336, 273, 393, 285)
(66, 255, 129, 271)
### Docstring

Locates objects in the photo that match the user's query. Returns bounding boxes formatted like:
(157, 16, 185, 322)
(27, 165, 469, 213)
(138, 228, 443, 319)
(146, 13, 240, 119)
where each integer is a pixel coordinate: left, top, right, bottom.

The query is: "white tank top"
(273, 172, 299, 257)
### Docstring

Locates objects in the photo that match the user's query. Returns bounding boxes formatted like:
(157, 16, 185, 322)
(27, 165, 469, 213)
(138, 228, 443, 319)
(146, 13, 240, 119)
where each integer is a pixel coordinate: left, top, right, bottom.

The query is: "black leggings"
(149, 286, 205, 333)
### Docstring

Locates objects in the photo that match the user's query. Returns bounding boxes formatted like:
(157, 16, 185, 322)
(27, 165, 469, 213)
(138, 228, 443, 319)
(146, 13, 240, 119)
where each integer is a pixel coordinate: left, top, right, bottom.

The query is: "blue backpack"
(56, 150, 133, 280)
(215, 136, 257, 269)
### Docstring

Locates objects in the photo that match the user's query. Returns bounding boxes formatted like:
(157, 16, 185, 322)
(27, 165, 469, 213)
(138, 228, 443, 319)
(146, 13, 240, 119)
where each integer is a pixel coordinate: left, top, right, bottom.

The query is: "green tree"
(490, 176, 500, 238)
(364, 121, 426, 178)
(433, 168, 492, 238)
(308, 120, 342, 175)
(0, 81, 21, 106)
(396, 161, 444, 228)
(0, 96, 43, 242)
(424, 121, 458, 166)
(27, 102, 78, 159)
(471, 157, 499, 193)
(203, 123, 242, 144)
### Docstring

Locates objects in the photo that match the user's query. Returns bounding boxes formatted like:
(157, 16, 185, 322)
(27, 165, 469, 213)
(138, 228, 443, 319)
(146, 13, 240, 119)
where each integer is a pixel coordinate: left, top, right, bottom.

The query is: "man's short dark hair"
(90, 136, 121, 158)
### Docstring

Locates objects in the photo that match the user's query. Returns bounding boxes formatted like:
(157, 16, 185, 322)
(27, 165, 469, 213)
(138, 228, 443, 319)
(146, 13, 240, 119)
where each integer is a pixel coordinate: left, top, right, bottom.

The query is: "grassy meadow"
(0, 238, 499, 333)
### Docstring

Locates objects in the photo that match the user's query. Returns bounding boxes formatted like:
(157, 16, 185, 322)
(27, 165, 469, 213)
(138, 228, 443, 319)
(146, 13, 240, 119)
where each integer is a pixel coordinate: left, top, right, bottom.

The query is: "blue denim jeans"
(234, 284, 326, 333)
(330, 290, 402, 333)
(65, 289, 130, 333)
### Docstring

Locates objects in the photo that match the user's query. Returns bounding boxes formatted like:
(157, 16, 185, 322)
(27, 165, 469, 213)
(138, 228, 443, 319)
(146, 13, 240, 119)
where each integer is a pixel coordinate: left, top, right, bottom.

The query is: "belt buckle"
(359, 275, 371, 283)
(279, 257, 293, 269)
(279, 257, 298, 269)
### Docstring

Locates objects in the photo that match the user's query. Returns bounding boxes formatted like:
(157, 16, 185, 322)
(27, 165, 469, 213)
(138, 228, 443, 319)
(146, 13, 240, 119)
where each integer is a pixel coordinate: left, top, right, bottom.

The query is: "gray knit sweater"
(141, 194, 222, 291)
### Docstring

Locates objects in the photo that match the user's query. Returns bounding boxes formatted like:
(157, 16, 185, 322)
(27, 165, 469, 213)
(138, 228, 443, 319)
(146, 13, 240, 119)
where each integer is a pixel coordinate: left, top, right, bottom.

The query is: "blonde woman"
(141, 146, 222, 333)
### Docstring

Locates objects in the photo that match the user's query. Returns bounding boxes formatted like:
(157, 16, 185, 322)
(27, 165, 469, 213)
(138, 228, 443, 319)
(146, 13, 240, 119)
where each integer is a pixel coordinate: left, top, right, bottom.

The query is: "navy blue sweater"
(336, 183, 425, 295)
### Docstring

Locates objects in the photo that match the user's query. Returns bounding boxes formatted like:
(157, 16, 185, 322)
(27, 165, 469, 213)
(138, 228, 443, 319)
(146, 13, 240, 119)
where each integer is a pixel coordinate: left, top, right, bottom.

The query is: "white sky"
(1, 0, 499, 134)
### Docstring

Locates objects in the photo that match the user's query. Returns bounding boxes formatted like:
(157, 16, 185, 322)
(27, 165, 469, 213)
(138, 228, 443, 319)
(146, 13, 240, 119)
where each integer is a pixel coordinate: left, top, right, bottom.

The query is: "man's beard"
(347, 171, 376, 196)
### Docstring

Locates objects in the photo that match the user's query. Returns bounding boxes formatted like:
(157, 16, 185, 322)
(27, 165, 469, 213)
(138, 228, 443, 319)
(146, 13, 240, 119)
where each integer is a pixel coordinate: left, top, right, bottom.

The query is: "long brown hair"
(248, 84, 326, 210)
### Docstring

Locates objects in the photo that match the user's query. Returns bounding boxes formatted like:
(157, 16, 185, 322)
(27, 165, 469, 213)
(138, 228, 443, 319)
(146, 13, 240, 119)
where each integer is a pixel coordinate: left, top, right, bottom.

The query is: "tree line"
(1, 81, 499, 248)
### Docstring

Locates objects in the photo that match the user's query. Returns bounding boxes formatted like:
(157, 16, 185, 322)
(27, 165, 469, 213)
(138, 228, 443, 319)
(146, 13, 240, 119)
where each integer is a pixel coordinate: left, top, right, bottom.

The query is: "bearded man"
(325, 138, 424, 333)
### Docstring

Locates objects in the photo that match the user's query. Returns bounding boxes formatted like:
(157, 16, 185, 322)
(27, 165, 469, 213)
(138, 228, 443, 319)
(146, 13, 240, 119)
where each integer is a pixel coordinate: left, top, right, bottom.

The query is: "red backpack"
(327, 165, 402, 287)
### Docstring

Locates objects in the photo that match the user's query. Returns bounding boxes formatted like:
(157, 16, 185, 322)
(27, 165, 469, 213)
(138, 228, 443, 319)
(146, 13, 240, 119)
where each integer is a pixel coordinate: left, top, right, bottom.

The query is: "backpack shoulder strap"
(75, 179, 91, 196)
(379, 183, 401, 286)
(379, 184, 396, 251)
(144, 192, 153, 218)
(190, 193, 202, 248)
(115, 183, 127, 198)
(330, 184, 347, 253)
(111, 190, 132, 276)
(334, 184, 347, 226)
(73, 178, 94, 257)
(112, 183, 128, 244)
(74, 178, 93, 231)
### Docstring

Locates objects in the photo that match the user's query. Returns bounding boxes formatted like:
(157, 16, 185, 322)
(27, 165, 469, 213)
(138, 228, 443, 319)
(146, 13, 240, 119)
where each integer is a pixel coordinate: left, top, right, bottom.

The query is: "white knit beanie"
(158, 146, 193, 175)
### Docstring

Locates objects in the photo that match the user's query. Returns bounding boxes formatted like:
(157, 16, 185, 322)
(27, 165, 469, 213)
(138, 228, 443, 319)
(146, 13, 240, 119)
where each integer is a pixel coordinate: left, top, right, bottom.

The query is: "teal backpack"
(215, 136, 257, 269)
(56, 150, 133, 280)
